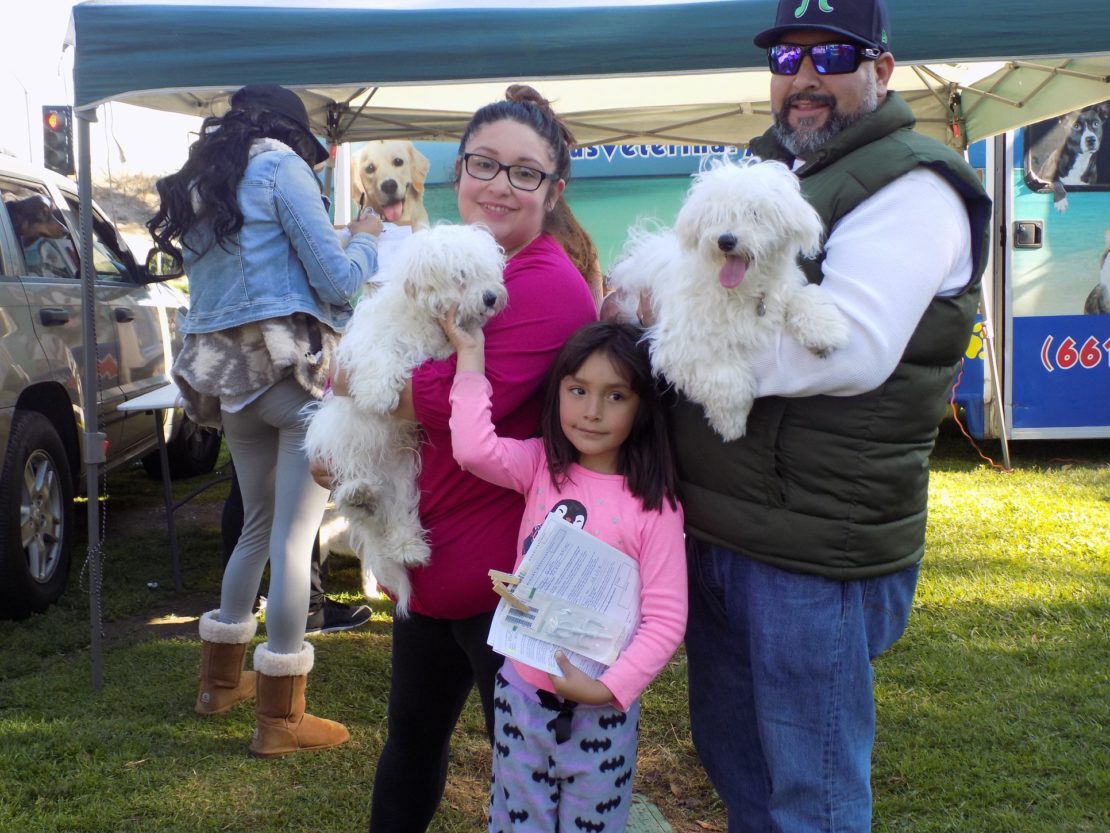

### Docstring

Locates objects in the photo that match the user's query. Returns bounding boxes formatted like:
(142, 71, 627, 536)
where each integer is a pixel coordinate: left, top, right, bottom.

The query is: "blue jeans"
(685, 538, 920, 833)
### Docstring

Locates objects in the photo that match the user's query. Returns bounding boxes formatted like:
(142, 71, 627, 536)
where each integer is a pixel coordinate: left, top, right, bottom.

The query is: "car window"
(61, 195, 138, 284)
(0, 179, 79, 279)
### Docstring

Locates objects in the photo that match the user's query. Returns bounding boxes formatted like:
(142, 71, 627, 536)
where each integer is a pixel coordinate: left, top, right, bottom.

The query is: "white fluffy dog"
(609, 158, 849, 441)
(304, 224, 507, 614)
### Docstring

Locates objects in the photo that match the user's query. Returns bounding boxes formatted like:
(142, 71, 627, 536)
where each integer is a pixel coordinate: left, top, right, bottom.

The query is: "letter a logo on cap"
(794, 0, 835, 17)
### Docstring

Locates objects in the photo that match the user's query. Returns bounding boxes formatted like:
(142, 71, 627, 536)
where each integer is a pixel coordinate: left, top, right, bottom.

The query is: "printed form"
(487, 514, 641, 678)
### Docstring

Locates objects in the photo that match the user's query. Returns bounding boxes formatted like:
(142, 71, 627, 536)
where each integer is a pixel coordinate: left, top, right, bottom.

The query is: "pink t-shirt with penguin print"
(449, 370, 688, 711)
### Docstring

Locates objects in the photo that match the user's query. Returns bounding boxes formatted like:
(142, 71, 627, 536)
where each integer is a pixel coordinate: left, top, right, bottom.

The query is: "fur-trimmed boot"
(195, 610, 258, 716)
(249, 642, 349, 758)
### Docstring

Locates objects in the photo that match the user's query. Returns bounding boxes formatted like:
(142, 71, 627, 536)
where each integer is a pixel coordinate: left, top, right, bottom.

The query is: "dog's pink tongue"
(719, 256, 747, 288)
(383, 202, 404, 222)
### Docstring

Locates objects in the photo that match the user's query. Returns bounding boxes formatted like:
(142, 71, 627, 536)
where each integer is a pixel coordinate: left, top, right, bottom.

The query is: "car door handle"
(114, 307, 135, 323)
(39, 307, 70, 326)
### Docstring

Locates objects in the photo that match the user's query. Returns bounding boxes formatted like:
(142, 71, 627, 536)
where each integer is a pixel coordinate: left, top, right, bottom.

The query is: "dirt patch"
(100, 490, 225, 643)
(102, 590, 214, 642)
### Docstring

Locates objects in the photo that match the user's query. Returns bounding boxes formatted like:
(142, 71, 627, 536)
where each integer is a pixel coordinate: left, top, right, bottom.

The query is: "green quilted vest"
(673, 92, 991, 578)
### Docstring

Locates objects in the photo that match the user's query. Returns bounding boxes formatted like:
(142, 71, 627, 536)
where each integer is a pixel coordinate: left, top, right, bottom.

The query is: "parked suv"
(0, 154, 218, 619)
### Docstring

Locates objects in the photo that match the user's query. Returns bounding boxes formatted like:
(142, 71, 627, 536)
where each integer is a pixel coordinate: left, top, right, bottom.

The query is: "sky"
(2, 1, 200, 176)
(2, 0, 713, 178)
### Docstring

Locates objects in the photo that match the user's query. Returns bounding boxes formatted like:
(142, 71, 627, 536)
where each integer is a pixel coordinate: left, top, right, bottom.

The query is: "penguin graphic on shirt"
(522, 499, 588, 555)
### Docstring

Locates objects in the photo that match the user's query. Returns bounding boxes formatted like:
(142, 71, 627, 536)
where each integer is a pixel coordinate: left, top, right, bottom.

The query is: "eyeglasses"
(767, 42, 882, 76)
(462, 152, 555, 192)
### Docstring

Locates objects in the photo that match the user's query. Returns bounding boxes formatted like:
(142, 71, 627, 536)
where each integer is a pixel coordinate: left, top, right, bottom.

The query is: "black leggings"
(368, 610, 503, 833)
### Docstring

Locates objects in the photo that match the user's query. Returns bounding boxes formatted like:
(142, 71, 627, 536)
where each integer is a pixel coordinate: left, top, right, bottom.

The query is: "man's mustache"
(783, 92, 837, 110)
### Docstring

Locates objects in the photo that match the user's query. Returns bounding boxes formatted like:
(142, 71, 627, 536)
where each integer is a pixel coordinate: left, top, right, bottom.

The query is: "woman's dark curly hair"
(146, 107, 320, 259)
(540, 321, 678, 513)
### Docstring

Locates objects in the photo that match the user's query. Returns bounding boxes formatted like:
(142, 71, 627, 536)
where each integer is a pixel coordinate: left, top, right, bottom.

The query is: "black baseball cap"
(753, 0, 891, 52)
(230, 84, 330, 166)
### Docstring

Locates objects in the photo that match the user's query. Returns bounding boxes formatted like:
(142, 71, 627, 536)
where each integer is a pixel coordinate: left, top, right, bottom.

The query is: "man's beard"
(771, 72, 879, 157)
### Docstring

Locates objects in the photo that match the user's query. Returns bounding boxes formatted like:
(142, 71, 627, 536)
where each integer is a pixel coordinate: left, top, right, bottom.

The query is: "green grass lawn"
(0, 430, 1106, 832)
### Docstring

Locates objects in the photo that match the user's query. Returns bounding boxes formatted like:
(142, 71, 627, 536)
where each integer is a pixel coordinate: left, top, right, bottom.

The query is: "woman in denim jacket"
(148, 84, 381, 758)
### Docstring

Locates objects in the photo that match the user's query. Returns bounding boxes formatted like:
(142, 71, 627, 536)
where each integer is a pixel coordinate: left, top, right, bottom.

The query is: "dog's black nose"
(482, 290, 498, 308)
(718, 233, 737, 252)
(381, 179, 398, 195)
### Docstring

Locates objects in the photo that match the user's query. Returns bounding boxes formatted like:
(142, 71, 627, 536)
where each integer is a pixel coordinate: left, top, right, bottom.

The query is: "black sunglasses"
(767, 42, 882, 76)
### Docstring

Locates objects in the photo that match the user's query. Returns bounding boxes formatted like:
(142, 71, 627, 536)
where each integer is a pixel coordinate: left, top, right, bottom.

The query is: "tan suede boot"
(249, 642, 349, 758)
(195, 610, 257, 716)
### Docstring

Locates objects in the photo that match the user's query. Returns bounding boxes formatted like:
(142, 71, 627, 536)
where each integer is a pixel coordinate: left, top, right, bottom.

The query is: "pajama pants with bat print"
(488, 668, 641, 833)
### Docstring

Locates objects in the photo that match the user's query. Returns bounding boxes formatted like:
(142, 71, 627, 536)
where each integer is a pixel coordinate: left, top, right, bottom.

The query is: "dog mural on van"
(1083, 229, 1110, 315)
(1019, 99, 1110, 316)
(1029, 101, 1110, 213)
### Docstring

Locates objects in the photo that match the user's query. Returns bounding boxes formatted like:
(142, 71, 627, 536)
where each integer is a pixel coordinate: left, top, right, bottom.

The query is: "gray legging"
(218, 375, 329, 655)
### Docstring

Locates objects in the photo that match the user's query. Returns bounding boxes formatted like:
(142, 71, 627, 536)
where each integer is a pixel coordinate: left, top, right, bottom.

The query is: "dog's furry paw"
(397, 539, 431, 567)
(707, 411, 749, 442)
(364, 557, 414, 616)
(703, 395, 753, 442)
(788, 284, 849, 357)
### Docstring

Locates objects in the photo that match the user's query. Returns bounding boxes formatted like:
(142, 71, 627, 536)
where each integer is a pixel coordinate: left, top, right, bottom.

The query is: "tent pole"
(77, 109, 106, 692)
(979, 286, 1011, 469)
(985, 133, 1011, 468)
(1009, 60, 1110, 82)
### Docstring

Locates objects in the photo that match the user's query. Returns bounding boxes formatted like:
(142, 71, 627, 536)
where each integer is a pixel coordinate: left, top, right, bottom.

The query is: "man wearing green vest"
(673, 1, 993, 832)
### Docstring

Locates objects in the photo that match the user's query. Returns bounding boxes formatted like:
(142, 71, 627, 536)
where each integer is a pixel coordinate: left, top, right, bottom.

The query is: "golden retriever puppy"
(351, 140, 431, 228)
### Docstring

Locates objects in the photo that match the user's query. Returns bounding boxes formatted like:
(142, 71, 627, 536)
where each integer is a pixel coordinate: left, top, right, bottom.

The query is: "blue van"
(957, 100, 1110, 440)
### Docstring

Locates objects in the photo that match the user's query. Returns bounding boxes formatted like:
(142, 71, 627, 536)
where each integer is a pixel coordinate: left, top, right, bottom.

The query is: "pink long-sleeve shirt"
(407, 234, 596, 619)
(449, 370, 688, 710)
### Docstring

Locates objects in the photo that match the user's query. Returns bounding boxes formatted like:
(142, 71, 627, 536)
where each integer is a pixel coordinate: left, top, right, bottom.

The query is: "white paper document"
(373, 223, 413, 274)
(487, 514, 641, 678)
(335, 222, 412, 279)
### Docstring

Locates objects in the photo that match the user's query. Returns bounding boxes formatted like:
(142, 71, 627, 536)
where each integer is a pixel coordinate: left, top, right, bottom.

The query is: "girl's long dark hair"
(146, 108, 320, 259)
(540, 322, 678, 513)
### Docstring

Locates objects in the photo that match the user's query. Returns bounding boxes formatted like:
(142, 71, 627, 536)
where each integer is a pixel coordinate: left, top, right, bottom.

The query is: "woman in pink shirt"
(351, 86, 598, 833)
(442, 318, 688, 833)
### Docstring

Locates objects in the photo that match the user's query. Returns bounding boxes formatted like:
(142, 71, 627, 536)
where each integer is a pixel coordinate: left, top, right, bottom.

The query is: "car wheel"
(141, 413, 221, 480)
(0, 411, 75, 620)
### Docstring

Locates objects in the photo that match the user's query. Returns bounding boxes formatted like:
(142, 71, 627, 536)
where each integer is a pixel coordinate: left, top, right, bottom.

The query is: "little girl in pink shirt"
(441, 317, 688, 833)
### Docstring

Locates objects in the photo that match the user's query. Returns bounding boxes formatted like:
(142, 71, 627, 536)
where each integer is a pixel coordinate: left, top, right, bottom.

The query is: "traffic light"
(43, 106, 75, 176)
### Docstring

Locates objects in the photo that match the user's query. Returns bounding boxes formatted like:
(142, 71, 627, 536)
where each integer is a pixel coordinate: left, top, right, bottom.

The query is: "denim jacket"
(180, 140, 378, 334)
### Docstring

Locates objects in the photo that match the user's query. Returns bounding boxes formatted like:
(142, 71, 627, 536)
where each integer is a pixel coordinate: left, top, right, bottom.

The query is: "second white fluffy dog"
(609, 158, 849, 441)
(304, 224, 507, 614)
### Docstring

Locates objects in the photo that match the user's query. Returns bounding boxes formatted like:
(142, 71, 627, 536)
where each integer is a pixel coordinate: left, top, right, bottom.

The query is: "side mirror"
(144, 247, 184, 281)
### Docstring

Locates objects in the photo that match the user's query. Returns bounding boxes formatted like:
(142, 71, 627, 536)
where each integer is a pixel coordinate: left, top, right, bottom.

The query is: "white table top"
(116, 381, 183, 412)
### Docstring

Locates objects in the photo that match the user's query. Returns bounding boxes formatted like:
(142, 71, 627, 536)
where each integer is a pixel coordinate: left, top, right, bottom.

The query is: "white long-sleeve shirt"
(751, 167, 973, 398)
